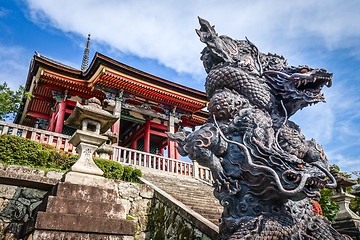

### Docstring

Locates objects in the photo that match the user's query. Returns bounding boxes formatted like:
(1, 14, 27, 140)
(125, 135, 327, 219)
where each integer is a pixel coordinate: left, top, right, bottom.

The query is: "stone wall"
(0, 164, 62, 239)
(117, 181, 154, 240)
(147, 198, 212, 240)
(0, 164, 218, 240)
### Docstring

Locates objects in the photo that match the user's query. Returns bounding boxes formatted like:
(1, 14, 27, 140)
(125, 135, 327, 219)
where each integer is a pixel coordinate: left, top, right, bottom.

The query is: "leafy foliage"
(319, 188, 339, 222)
(318, 164, 360, 221)
(0, 134, 142, 182)
(0, 82, 33, 121)
(0, 134, 74, 170)
(94, 157, 124, 180)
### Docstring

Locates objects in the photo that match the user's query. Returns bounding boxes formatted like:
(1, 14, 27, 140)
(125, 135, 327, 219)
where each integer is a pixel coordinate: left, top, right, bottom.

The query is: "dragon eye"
(300, 69, 308, 73)
(297, 163, 304, 169)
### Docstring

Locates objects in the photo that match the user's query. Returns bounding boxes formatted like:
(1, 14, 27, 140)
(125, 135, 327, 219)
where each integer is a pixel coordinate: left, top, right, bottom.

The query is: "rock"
(4, 222, 23, 239)
(0, 220, 9, 239)
(21, 188, 47, 200)
(194, 228, 203, 238)
(0, 199, 9, 212)
(0, 200, 27, 221)
(201, 234, 212, 240)
(119, 199, 131, 215)
(135, 231, 146, 240)
(6, 165, 45, 176)
(0, 185, 20, 199)
(29, 201, 43, 216)
(17, 198, 30, 206)
(118, 182, 139, 199)
(0, 163, 4, 170)
(22, 214, 29, 223)
(129, 199, 151, 216)
(135, 215, 149, 232)
(46, 171, 64, 180)
(139, 184, 154, 198)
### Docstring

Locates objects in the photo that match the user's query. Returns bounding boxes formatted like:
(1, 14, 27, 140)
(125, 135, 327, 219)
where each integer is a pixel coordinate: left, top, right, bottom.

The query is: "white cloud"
(0, 7, 11, 17)
(0, 45, 30, 90)
(23, 0, 360, 77)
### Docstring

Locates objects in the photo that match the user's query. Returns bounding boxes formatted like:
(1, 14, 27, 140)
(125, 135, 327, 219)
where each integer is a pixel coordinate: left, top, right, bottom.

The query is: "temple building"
(15, 36, 209, 159)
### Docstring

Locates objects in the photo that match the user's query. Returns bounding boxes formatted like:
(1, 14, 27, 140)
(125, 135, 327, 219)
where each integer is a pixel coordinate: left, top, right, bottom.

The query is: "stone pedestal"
(329, 193, 360, 232)
(23, 182, 135, 239)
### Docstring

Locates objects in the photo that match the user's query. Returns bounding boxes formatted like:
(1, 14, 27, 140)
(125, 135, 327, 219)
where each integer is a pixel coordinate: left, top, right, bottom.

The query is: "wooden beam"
(149, 130, 168, 138)
(26, 111, 50, 120)
(150, 122, 168, 131)
(34, 95, 55, 102)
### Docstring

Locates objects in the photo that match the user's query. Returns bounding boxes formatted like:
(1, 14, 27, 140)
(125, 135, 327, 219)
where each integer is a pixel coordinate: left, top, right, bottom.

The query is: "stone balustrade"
(113, 146, 213, 182)
(0, 120, 74, 153)
(0, 120, 213, 182)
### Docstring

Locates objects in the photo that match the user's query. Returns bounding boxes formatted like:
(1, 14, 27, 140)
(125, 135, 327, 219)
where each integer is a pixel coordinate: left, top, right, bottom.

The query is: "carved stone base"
(69, 142, 104, 176)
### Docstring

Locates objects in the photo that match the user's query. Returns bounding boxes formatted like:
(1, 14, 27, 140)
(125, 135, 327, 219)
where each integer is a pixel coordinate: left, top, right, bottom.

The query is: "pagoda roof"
(26, 52, 207, 101)
(17, 51, 209, 126)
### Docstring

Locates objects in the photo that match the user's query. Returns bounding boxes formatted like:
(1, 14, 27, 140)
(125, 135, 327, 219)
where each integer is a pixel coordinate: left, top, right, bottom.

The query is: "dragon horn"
(196, 17, 218, 43)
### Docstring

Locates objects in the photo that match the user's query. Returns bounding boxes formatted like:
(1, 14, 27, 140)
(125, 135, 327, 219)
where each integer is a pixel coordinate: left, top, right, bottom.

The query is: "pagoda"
(15, 37, 208, 160)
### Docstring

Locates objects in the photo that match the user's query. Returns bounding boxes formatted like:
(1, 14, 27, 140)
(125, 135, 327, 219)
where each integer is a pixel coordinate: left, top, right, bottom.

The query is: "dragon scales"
(167, 18, 351, 240)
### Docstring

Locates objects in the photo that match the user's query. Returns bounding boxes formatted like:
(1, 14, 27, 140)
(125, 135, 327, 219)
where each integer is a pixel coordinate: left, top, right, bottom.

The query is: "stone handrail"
(0, 120, 75, 153)
(113, 145, 213, 182)
(0, 120, 213, 182)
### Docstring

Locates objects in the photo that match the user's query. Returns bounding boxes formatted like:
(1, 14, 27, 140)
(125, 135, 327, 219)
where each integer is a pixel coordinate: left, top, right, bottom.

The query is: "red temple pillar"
(132, 139, 137, 150)
(49, 111, 56, 132)
(55, 98, 66, 134)
(144, 119, 151, 153)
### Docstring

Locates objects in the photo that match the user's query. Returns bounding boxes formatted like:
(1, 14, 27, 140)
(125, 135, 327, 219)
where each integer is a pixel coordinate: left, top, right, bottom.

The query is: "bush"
(0, 135, 142, 183)
(0, 134, 50, 168)
(94, 157, 124, 180)
(123, 165, 134, 181)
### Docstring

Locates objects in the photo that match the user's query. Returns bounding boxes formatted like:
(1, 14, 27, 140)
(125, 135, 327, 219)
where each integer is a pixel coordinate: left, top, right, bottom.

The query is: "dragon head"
(264, 61, 333, 117)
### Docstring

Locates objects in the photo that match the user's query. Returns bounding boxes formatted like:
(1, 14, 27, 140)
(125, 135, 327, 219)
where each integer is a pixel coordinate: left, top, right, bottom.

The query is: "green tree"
(0, 82, 32, 121)
(350, 171, 360, 215)
(319, 164, 360, 221)
(319, 188, 339, 221)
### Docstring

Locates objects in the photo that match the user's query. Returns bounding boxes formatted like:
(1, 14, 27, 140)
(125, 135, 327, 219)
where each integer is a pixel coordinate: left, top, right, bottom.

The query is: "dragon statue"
(167, 18, 351, 240)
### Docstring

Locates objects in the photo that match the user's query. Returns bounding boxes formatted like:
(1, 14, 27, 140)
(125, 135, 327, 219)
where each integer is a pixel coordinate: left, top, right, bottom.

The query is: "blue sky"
(1, 0, 360, 174)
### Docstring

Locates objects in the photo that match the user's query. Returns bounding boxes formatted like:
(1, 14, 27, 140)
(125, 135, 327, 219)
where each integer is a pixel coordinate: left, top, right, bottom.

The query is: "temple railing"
(112, 145, 213, 182)
(0, 120, 75, 153)
(0, 120, 213, 182)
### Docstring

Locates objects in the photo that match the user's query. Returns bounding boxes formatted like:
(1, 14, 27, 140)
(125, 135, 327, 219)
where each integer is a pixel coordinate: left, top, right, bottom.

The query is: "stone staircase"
(141, 170, 222, 225)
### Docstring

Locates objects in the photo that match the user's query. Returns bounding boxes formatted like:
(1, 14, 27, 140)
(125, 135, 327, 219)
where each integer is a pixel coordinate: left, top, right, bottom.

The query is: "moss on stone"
(126, 215, 135, 221)
(153, 205, 165, 224)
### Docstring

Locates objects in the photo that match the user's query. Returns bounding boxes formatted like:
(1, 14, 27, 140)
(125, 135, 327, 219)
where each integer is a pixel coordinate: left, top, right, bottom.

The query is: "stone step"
(35, 212, 135, 235)
(163, 191, 216, 201)
(45, 196, 125, 219)
(31, 230, 129, 240)
(143, 180, 210, 190)
(182, 202, 222, 212)
(55, 182, 117, 202)
(176, 198, 221, 210)
(142, 172, 223, 228)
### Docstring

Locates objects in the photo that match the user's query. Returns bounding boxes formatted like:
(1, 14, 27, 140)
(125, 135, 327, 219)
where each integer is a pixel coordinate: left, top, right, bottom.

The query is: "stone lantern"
(63, 97, 119, 186)
(96, 130, 118, 159)
(329, 168, 360, 231)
